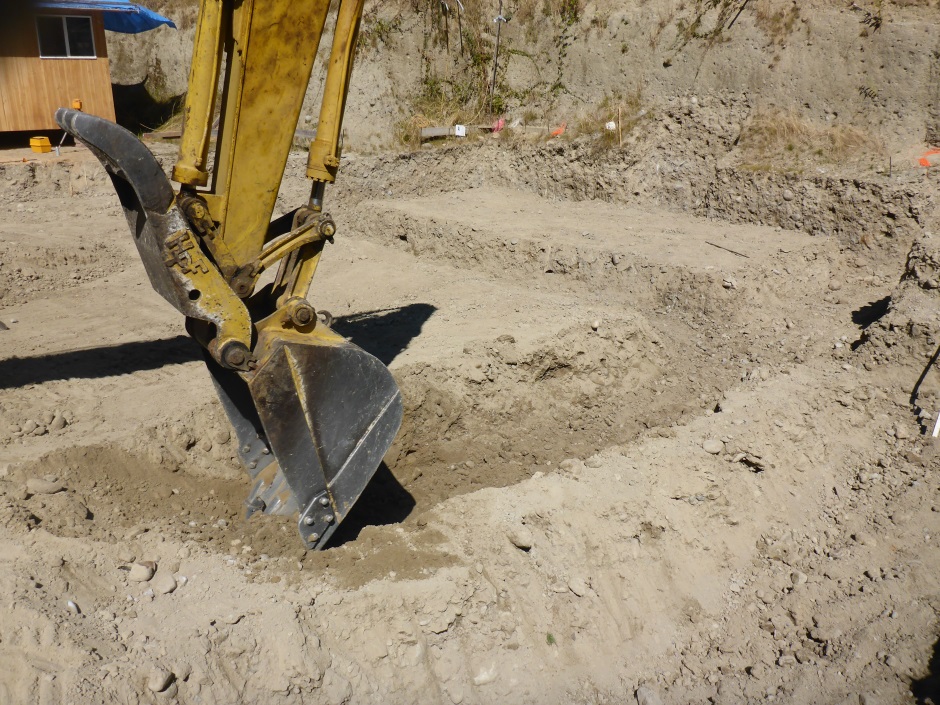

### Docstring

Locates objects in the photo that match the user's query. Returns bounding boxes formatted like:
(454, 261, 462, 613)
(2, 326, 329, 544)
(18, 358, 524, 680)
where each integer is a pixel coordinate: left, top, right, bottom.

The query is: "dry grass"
(738, 109, 886, 170)
(572, 89, 647, 140)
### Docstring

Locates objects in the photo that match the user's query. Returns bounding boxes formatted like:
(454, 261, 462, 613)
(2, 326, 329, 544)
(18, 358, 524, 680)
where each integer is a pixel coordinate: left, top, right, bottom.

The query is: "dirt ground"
(2, 1, 939, 702)
(1, 115, 939, 705)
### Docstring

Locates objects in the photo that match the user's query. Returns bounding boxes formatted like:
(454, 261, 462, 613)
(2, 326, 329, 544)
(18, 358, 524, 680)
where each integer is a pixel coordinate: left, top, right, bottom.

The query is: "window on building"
(37, 16, 96, 59)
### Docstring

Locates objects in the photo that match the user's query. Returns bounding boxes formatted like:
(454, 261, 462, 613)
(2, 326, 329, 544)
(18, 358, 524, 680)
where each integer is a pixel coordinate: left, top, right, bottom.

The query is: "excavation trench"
(9, 256, 778, 588)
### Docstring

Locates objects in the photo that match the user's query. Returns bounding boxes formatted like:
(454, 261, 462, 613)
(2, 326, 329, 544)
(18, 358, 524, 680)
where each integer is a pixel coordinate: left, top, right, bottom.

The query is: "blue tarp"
(35, 1, 176, 34)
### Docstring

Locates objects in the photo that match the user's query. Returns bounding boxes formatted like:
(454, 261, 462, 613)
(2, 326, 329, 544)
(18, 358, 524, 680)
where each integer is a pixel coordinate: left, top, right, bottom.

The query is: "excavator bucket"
(209, 333, 403, 549)
(56, 109, 403, 550)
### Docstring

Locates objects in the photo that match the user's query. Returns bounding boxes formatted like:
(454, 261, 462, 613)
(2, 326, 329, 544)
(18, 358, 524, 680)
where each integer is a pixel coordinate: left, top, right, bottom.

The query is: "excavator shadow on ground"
(0, 303, 436, 388)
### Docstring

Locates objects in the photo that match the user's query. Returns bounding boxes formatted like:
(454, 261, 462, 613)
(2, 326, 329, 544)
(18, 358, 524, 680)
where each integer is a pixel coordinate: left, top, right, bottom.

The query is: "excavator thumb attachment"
(56, 109, 403, 550)
(209, 333, 403, 550)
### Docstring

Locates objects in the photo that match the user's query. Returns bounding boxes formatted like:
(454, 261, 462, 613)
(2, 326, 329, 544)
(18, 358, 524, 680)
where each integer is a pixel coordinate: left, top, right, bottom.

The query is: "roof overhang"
(35, 1, 176, 33)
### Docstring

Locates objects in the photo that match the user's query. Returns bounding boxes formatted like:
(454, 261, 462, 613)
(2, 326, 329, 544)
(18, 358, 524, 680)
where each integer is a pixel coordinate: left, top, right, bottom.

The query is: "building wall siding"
(0, 12, 115, 132)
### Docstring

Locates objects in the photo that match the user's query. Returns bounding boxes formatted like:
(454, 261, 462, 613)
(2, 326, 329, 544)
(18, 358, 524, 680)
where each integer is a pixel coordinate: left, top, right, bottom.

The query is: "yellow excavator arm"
(55, 0, 402, 549)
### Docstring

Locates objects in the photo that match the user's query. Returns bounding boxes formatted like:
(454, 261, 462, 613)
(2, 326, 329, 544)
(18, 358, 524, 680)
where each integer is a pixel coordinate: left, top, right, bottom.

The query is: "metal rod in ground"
(705, 240, 750, 258)
(728, 0, 752, 29)
(490, 0, 505, 113)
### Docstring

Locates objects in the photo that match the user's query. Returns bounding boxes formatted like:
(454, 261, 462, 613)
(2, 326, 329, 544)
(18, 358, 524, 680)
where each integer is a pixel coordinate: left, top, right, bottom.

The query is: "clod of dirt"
(506, 525, 533, 551)
(636, 685, 663, 705)
(702, 439, 724, 454)
(146, 667, 173, 693)
(25, 478, 64, 495)
(127, 561, 156, 582)
(151, 572, 177, 595)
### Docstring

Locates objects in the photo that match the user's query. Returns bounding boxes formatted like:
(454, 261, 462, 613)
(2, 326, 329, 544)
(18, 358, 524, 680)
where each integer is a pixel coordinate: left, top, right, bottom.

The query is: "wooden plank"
(0, 11, 116, 132)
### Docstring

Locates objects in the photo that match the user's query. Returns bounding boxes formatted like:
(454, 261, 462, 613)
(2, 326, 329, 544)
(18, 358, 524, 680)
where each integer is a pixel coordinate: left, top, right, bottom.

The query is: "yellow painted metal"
(172, 0, 224, 187)
(278, 242, 326, 309)
(163, 228, 252, 358)
(306, 0, 365, 184)
(210, 0, 332, 265)
(170, 0, 367, 357)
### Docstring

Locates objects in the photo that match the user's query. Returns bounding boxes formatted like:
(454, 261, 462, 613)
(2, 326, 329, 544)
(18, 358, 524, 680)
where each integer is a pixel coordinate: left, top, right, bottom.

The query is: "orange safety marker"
(550, 122, 567, 138)
(919, 148, 940, 167)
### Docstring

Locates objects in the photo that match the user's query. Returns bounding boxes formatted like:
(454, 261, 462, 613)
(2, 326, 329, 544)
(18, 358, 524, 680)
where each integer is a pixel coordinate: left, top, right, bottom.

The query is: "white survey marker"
(932, 411, 940, 438)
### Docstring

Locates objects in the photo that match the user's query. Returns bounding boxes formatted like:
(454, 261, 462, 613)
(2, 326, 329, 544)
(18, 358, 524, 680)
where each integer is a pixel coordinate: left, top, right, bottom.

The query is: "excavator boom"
(56, 0, 402, 549)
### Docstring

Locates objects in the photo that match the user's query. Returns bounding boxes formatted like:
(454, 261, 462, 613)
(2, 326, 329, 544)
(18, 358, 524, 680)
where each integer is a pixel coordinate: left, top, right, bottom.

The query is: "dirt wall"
(106, 1, 939, 152)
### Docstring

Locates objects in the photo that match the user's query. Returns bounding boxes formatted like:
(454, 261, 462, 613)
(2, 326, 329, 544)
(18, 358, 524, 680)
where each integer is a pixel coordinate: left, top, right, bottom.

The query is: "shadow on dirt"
(852, 296, 891, 329)
(913, 636, 940, 704)
(333, 303, 437, 365)
(0, 304, 435, 389)
(0, 335, 201, 389)
(325, 462, 416, 548)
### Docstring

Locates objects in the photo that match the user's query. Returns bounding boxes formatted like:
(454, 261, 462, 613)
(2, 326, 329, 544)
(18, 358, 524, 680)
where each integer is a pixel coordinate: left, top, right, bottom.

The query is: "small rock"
(748, 664, 766, 679)
(147, 667, 173, 693)
(173, 662, 192, 682)
(50, 415, 67, 432)
(828, 279, 842, 292)
(40, 411, 55, 425)
(0, 321, 8, 331)
(26, 478, 64, 495)
(591, 320, 600, 331)
(790, 570, 808, 586)
(778, 653, 797, 666)
(127, 561, 156, 582)
(635, 685, 663, 705)
(568, 576, 589, 597)
(782, 189, 794, 202)
(852, 532, 877, 547)
(158, 682, 178, 699)
(722, 278, 737, 290)
(893, 425, 910, 440)
(66, 600, 80, 615)
(703, 439, 724, 455)
(584, 457, 603, 469)
(21, 420, 38, 435)
(220, 613, 244, 625)
(507, 525, 534, 551)
(885, 654, 899, 668)
(472, 664, 498, 686)
(794, 648, 814, 664)
(151, 572, 177, 595)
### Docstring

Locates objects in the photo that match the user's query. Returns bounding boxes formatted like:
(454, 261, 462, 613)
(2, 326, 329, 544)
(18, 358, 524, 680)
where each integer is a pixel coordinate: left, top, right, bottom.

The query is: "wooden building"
(0, 1, 174, 133)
